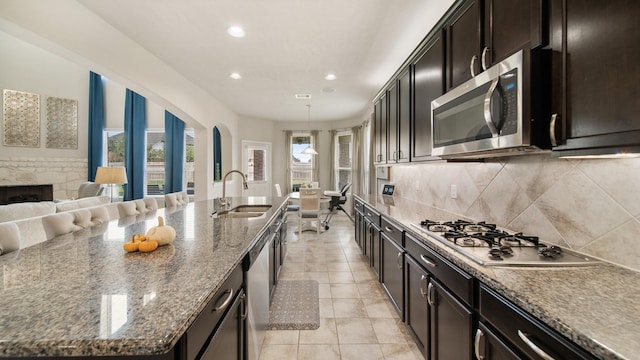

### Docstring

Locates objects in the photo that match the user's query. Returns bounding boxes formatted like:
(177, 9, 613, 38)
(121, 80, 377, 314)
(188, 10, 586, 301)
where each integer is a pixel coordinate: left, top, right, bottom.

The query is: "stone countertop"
(356, 194, 640, 360)
(0, 196, 287, 358)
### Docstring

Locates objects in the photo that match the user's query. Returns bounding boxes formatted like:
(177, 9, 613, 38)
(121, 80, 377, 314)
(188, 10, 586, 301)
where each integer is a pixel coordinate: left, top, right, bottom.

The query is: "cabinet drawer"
(354, 199, 364, 213)
(363, 204, 380, 226)
(405, 232, 473, 307)
(186, 265, 243, 360)
(479, 284, 596, 360)
(381, 216, 403, 247)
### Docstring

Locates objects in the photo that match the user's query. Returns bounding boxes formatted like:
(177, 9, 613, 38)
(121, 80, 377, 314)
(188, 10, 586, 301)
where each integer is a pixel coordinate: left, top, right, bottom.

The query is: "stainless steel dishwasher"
(244, 229, 274, 360)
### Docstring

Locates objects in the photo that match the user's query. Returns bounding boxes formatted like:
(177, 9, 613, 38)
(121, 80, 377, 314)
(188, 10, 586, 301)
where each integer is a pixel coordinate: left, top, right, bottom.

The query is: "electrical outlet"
(450, 184, 457, 199)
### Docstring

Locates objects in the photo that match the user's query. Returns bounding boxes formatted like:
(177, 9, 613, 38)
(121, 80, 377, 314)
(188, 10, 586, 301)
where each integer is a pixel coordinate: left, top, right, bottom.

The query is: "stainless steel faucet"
(219, 170, 249, 208)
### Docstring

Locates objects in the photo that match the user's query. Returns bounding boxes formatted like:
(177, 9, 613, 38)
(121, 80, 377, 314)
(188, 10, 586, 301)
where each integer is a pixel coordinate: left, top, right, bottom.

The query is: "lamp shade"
(301, 146, 318, 155)
(94, 167, 128, 185)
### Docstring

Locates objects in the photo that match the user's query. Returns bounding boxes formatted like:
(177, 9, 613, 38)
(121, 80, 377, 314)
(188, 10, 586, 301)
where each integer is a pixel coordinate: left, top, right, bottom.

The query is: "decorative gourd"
(145, 216, 176, 246)
(138, 239, 159, 253)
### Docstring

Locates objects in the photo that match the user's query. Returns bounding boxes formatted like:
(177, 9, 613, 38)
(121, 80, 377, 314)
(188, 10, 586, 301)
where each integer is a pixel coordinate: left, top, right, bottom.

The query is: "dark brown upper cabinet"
(411, 32, 445, 162)
(397, 70, 411, 163)
(387, 83, 398, 163)
(445, 0, 482, 90)
(446, 0, 545, 90)
(551, 0, 640, 157)
(373, 94, 388, 164)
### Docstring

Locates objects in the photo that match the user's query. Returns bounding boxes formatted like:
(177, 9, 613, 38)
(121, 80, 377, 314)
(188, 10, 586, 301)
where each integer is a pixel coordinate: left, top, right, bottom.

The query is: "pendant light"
(301, 104, 318, 155)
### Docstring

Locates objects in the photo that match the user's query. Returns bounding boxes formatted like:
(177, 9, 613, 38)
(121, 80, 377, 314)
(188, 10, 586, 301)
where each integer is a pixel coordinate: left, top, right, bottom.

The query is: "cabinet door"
(430, 280, 473, 360)
(405, 255, 430, 358)
(551, 0, 640, 156)
(381, 234, 404, 318)
(374, 95, 388, 164)
(411, 32, 445, 162)
(446, 0, 482, 90)
(371, 222, 381, 278)
(387, 84, 398, 162)
(484, 0, 543, 68)
(354, 210, 362, 249)
(475, 323, 524, 360)
(200, 290, 245, 360)
(397, 70, 411, 163)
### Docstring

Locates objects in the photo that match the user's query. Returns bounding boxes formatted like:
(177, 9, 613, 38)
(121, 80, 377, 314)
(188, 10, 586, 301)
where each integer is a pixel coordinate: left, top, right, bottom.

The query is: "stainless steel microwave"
(431, 50, 551, 159)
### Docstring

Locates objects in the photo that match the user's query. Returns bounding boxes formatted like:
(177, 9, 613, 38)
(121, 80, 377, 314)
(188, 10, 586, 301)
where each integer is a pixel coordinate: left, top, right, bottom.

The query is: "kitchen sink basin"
(230, 205, 272, 213)
(215, 204, 272, 218)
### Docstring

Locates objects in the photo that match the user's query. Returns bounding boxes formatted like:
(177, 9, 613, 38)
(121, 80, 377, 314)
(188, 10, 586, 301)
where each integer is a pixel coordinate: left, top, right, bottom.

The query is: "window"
(104, 129, 195, 196)
(334, 131, 352, 190)
(245, 142, 269, 182)
(291, 134, 315, 190)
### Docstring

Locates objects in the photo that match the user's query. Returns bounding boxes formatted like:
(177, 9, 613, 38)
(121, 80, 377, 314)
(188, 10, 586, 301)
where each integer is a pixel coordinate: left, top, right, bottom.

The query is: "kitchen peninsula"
(0, 197, 287, 358)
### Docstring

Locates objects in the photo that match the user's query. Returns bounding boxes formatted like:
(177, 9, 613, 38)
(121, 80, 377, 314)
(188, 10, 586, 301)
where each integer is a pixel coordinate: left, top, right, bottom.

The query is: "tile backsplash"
(390, 154, 640, 272)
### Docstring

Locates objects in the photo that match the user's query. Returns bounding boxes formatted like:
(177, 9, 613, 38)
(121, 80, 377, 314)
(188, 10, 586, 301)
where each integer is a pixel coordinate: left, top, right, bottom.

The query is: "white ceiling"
(78, 0, 454, 123)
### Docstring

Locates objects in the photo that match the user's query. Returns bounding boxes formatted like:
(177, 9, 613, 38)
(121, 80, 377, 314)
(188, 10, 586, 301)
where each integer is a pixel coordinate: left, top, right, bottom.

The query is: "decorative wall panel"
(2, 89, 40, 147)
(46, 97, 78, 149)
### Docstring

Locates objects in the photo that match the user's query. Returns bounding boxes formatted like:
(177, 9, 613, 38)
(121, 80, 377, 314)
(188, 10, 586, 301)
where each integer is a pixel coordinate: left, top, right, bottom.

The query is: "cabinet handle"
(470, 55, 478, 77)
(396, 251, 403, 269)
(384, 226, 394, 233)
(419, 275, 427, 297)
(481, 47, 490, 71)
(474, 328, 486, 360)
(420, 254, 437, 268)
(240, 293, 248, 320)
(517, 330, 556, 360)
(212, 288, 234, 313)
(426, 282, 435, 306)
(549, 113, 559, 147)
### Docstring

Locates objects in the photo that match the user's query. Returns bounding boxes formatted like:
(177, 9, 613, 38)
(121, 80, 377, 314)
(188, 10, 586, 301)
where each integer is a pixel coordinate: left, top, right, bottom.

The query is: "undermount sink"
(230, 205, 272, 213)
(216, 204, 272, 218)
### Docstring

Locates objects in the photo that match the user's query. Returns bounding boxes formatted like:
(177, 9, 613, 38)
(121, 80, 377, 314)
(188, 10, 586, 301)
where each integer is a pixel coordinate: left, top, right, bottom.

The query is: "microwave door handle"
(483, 78, 501, 137)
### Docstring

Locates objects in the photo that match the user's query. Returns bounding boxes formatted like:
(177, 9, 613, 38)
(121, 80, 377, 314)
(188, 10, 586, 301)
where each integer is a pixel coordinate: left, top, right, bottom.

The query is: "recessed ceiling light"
(322, 87, 336, 93)
(295, 94, 311, 99)
(229, 72, 242, 80)
(227, 25, 246, 38)
(325, 73, 337, 81)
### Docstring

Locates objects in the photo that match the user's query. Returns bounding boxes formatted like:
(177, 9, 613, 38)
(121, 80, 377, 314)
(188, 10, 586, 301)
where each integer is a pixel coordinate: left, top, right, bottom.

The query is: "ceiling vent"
(295, 94, 311, 99)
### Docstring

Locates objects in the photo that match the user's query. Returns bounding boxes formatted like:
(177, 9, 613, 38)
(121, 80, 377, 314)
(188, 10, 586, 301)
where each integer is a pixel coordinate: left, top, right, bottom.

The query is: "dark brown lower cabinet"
(381, 234, 404, 319)
(430, 279, 473, 360)
(199, 289, 245, 360)
(475, 322, 523, 360)
(405, 255, 430, 358)
(371, 222, 381, 278)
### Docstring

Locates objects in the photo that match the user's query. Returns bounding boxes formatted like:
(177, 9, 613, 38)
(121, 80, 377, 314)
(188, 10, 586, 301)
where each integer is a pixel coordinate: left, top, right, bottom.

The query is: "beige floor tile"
(318, 283, 332, 298)
(332, 298, 368, 318)
(300, 271, 329, 283)
(380, 343, 423, 360)
(304, 262, 328, 272)
(319, 298, 335, 318)
(371, 318, 409, 344)
(326, 262, 351, 271)
(329, 283, 361, 298)
(263, 330, 300, 345)
(297, 344, 341, 360)
(325, 253, 348, 262)
(363, 298, 397, 318)
(259, 344, 298, 360)
(340, 344, 384, 360)
(298, 318, 339, 344)
(328, 271, 355, 284)
(352, 270, 378, 283)
(357, 280, 388, 299)
(335, 318, 378, 344)
(347, 262, 371, 272)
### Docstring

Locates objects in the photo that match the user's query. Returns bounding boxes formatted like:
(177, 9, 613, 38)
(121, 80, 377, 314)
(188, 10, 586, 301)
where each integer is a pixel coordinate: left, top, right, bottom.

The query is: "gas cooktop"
(410, 220, 601, 267)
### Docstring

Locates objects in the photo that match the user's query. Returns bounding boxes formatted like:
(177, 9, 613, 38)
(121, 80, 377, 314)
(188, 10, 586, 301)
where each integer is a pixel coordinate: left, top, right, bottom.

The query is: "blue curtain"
(213, 126, 222, 182)
(164, 111, 185, 193)
(88, 71, 104, 181)
(123, 89, 146, 201)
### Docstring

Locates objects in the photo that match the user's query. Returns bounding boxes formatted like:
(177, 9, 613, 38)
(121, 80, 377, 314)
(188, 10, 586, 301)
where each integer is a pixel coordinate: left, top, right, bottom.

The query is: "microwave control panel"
(498, 68, 518, 135)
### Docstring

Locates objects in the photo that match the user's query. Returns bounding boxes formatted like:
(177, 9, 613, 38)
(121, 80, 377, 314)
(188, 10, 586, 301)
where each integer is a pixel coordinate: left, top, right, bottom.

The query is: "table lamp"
(94, 166, 128, 202)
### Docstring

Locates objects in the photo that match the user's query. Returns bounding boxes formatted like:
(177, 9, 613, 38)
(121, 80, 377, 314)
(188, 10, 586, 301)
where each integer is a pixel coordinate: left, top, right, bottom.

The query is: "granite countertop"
(356, 194, 640, 360)
(0, 196, 287, 358)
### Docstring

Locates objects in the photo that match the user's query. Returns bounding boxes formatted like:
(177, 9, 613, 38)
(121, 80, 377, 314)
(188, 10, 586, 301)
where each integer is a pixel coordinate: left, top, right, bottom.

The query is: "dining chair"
(275, 184, 299, 212)
(298, 188, 321, 234)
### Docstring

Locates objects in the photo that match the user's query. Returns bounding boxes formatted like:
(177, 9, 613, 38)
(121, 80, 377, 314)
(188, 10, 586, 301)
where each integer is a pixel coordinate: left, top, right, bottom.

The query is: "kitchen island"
(356, 194, 640, 360)
(0, 196, 287, 358)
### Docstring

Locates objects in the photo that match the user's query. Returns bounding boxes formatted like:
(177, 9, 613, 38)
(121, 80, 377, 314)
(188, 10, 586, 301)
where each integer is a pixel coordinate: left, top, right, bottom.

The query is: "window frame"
(334, 130, 353, 191)
(290, 132, 315, 188)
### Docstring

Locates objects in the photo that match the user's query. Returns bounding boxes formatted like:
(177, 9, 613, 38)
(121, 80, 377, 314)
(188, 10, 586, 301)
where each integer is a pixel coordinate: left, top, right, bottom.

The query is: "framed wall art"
(46, 96, 78, 149)
(3, 89, 40, 147)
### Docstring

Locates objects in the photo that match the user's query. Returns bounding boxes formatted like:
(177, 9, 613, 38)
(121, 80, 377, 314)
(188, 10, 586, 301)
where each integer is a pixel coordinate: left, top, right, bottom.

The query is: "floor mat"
(268, 280, 320, 330)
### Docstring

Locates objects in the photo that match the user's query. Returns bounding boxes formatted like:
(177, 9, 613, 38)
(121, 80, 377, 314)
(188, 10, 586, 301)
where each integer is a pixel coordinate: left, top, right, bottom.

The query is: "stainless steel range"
(411, 219, 600, 266)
